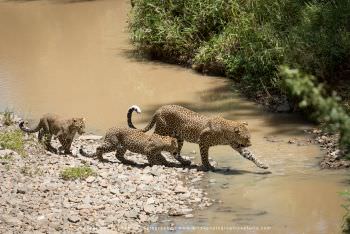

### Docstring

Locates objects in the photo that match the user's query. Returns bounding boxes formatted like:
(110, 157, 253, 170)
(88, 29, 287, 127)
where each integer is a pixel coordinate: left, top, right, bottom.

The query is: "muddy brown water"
(0, 0, 348, 233)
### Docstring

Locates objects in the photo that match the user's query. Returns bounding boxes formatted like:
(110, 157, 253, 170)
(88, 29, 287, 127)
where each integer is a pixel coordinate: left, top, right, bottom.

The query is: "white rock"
(146, 197, 155, 204)
(175, 185, 187, 194)
(143, 204, 155, 214)
(86, 176, 95, 183)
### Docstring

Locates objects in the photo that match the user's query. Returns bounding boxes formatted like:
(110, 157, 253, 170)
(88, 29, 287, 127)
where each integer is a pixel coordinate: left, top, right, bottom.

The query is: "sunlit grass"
(0, 130, 26, 156)
(60, 166, 96, 180)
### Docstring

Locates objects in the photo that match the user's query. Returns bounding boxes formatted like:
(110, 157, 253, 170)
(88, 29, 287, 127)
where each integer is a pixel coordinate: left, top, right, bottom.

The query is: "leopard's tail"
(79, 147, 95, 158)
(19, 121, 42, 133)
(142, 114, 157, 132)
(127, 105, 157, 132)
(127, 105, 142, 129)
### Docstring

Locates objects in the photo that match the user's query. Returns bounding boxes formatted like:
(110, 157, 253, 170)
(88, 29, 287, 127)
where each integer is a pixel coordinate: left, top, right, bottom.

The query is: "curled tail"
(127, 105, 157, 132)
(79, 147, 95, 158)
(127, 105, 142, 129)
(19, 121, 41, 133)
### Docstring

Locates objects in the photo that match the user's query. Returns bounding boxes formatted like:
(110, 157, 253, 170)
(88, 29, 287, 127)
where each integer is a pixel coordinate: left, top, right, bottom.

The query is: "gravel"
(0, 114, 210, 233)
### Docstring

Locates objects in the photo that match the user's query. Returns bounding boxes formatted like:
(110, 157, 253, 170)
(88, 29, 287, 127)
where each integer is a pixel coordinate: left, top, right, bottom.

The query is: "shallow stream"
(0, 0, 348, 233)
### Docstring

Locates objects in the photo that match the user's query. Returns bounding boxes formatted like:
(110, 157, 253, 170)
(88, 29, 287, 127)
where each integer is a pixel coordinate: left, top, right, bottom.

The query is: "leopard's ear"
(242, 121, 248, 126)
(234, 127, 240, 133)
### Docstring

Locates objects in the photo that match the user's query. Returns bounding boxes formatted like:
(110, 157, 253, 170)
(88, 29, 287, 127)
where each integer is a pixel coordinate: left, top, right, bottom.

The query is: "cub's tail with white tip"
(19, 121, 42, 133)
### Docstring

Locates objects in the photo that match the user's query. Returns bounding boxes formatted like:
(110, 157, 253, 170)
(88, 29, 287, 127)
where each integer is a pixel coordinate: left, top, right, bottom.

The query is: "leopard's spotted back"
(128, 105, 268, 171)
(80, 127, 187, 167)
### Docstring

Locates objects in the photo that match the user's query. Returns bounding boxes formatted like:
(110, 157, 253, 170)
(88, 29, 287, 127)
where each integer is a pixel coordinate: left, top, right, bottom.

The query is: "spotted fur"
(128, 105, 268, 171)
(79, 127, 184, 167)
(19, 114, 85, 154)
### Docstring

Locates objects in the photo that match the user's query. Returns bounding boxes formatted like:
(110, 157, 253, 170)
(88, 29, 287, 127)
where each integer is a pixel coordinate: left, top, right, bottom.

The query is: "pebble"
(175, 185, 187, 194)
(68, 215, 80, 223)
(109, 188, 119, 195)
(86, 176, 95, 183)
(99, 180, 108, 188)
(143, 204, 155, 214)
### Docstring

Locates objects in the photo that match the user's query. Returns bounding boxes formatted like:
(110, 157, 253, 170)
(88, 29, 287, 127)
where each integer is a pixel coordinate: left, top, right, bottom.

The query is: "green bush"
(130, 0, 350, 88)
(281, 66, 350, 153)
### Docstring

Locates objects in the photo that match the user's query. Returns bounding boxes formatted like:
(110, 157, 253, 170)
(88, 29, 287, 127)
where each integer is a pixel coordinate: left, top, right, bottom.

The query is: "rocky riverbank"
(0, 114, 211, 233)
(306, 128, 350, 169)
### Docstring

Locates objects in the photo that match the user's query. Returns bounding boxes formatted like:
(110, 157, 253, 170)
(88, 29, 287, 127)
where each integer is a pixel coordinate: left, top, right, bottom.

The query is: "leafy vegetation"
(281, 66, 350, 154)
(129, 0, 350, 152)
(0, 130, 26, 156)
(60, 166, 96, 180)
(130, 0, 350, 90)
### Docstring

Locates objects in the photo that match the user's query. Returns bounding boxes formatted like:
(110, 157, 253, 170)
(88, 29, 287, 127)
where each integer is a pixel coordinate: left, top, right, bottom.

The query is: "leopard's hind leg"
(146, 153, 178, 167)
(44, 134, 58, 154)
(115, 148, 137, 165)
(80, 142, 115, 162)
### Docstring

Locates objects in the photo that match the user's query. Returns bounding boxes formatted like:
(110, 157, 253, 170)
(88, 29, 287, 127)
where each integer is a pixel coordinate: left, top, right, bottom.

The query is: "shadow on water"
(107, 157, 272, 175)
(211, 167, 272, 175)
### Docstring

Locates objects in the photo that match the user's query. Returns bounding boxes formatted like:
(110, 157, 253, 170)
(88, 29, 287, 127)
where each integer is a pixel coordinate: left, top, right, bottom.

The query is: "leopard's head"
(72, 118, 86, 134)
(162, 136, 178, 156)
(226, 120, 251, 148)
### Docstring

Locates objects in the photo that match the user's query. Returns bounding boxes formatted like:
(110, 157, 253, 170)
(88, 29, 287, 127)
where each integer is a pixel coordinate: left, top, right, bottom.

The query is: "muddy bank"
(0, 114, 210, 233)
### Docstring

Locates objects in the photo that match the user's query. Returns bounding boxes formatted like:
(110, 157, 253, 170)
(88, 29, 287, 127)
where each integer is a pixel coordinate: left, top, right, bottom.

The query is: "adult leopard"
(127, 105, 268, 171)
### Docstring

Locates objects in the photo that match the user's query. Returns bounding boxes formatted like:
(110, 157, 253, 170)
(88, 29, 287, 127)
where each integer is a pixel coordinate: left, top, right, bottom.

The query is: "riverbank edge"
(128, 50, 349, 169)
(0, 113, 212, 233)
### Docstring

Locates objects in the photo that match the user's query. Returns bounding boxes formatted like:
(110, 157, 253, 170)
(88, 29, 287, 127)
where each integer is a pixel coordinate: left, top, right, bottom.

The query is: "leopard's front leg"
(198, 143, 215, 171)
(94, 143, 114, 162)
(237, 147, 268, 169)
(198, 129, 215, 171)
(174, 138, 191, 166)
